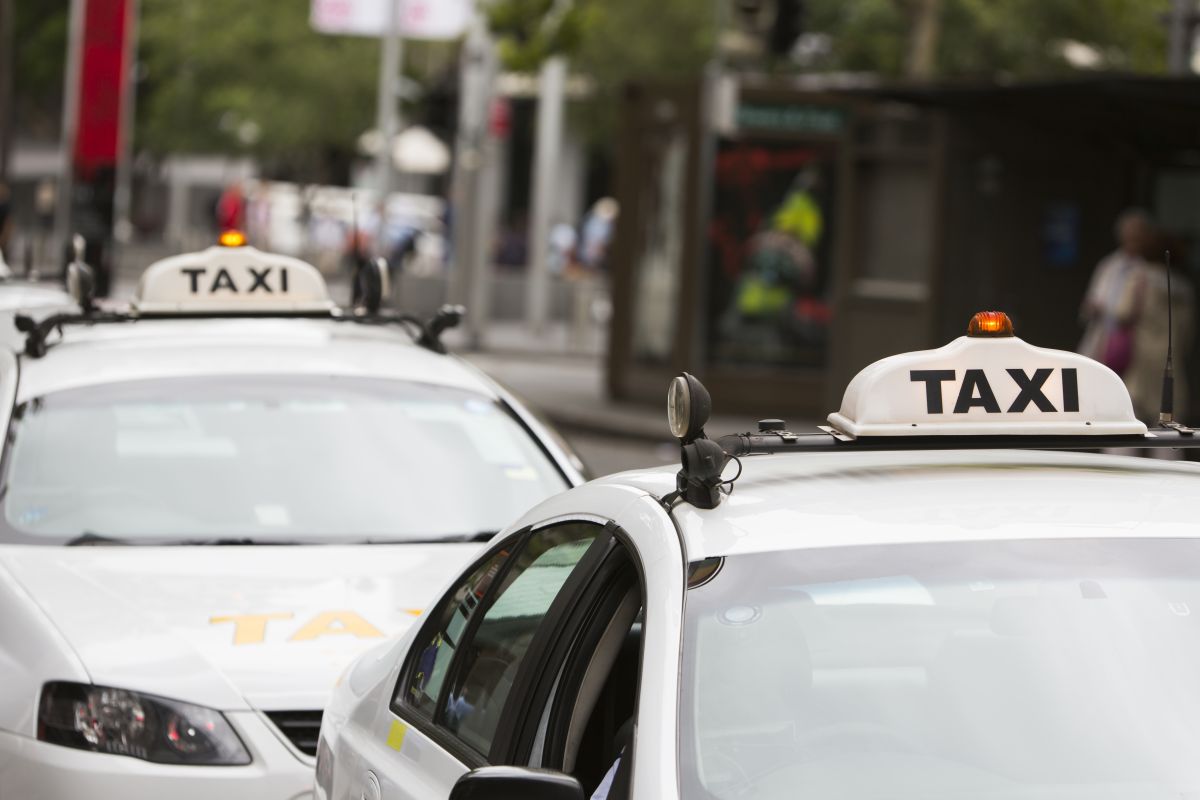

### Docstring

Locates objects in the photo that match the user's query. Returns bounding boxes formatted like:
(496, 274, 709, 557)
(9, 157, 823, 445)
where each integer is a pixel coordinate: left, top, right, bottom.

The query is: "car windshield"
(0, 375, 567, 545)
(681, 538, 1200, 800)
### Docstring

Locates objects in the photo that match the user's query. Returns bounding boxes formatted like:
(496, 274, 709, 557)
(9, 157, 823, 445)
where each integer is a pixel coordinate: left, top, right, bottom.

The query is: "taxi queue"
(0, 235, 583, 799)
(5, 237, 1200, 800)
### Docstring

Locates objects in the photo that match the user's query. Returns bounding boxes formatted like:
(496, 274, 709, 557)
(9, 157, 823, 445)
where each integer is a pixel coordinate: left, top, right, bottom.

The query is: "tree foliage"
(12, 0, 69, 137)
(11, 0, 1175, 178)
(800, 0, 1168, 77)
(488, 0, 1169, 81)
(137, 0, 383, 178)
(486, 0, 715, 86)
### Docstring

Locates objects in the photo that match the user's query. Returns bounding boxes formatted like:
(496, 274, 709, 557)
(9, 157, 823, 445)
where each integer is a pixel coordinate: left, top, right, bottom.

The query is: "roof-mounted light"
(218, 230, 247, 248)
(826, 312, 1146, 439)
(668, 373, 711, 443)
(133, 245, 334, 314)
(666, 372, 728, 510)
(967, 310, 1014, 337)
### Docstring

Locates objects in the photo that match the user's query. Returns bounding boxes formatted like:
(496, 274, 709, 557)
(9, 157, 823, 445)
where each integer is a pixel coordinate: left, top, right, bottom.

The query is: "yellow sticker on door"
(209, 609, 421, 645)
(386, 720, 407, 752)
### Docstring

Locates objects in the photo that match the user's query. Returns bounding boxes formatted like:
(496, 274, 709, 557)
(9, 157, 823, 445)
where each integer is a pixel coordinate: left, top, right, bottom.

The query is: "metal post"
(525, 56, 566, 336)
(53, 0, 88, 262)
(113, 0, 140, 249)
(1169, 0, 1194, 75)
(449, 17, 498, 348)
(0, 0, 14, 180)
(374, 0, 403, 247)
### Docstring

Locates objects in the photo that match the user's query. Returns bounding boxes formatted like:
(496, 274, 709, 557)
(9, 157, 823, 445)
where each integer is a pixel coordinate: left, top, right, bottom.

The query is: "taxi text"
(183, 265, 290, 294)
(209, 609, 422, 645)
(910, 367, 1080, 414)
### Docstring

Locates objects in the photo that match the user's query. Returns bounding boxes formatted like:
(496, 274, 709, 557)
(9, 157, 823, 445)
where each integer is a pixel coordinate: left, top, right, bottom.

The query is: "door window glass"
(442, 524, 601, 754)
(400, 548, 512, 718)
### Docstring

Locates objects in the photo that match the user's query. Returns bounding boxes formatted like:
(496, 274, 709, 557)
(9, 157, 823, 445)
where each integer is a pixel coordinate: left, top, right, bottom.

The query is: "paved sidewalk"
(110, 243, 791, 446)
(461, 348, 784, 444)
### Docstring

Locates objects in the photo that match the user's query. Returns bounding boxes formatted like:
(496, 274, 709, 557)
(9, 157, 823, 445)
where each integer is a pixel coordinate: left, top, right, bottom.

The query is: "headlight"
(38, 682, 251, 765)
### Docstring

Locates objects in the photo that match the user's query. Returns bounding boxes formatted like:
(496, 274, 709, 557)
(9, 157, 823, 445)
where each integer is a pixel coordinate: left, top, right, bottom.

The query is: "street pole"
(448, 16, 498, 348)
(1169, 0, 1194, 75)
(113, 0, 140, 248)
(53, 0, 88, 263)
(374, 0, 403, 251)
(524, 56, 566, 337)
(0, 0, 13, 181)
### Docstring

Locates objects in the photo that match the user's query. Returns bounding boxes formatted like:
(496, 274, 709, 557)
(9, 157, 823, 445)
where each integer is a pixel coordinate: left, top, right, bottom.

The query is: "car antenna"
(1159, 250, 1193, 434)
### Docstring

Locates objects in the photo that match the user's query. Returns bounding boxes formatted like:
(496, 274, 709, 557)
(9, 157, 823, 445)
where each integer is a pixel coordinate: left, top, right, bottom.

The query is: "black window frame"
(469, 522, 649, 785)
(390, 520, 614, 766)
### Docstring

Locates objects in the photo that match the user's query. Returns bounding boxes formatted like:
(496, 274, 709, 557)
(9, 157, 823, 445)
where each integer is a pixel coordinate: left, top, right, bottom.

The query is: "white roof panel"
(595, 449, 1200, 560)
(15, 318, 497, 402)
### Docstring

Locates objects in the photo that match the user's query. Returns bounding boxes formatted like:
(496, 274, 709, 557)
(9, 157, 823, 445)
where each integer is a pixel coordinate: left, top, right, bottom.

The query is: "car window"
(679, 538, 1200, 800)
(441, 523, 602, 755)
(402, 547, 513, 718)
(0, 375, 568, 544)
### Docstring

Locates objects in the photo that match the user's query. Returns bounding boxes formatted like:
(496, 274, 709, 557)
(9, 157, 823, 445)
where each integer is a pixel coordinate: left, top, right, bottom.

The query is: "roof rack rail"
(718, 425, 1198, 457)
(12, 303, 466, 359)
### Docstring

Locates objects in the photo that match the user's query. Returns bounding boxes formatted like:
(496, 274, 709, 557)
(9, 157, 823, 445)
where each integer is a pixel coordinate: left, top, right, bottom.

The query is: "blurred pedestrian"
(34, 179, 55, 268)
(548, 220, 577, 275)
(1079, 209, 1154, 378)
(578, 197, 618, 271)
(216, 180, 247, 232)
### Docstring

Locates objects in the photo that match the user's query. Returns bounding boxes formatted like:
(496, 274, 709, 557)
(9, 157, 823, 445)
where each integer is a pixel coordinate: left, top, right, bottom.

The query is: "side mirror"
(448, 766, 584, 800)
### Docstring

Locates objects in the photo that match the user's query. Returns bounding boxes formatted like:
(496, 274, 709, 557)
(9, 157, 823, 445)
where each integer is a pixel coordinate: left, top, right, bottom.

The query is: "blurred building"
(608, 74, 1200, 422)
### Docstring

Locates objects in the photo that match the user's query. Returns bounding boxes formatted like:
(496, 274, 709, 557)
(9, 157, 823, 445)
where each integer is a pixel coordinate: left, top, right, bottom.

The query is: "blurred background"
(1, 0, 1197, 472)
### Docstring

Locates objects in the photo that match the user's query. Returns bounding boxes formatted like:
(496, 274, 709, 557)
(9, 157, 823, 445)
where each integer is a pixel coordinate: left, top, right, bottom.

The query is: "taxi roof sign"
(827, 334, 1147, 438)
(133, 246, 334, 314)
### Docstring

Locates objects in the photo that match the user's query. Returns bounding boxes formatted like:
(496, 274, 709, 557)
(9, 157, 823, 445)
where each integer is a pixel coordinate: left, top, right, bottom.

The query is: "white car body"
(317, 325, 1200, 800)
(318, 447, 1200, 800)
(0, 279, 78, 351)
(0, 250, 584, 799)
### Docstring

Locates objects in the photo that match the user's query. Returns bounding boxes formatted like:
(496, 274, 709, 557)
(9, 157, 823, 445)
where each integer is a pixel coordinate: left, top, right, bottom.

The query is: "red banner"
(74, 0, 133, 181)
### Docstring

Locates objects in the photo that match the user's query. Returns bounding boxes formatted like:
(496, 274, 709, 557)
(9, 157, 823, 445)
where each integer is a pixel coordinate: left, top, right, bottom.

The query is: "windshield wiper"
(364, 531, 499, 545)
(64, 532, 130, 546)
(170, 537, 308, 546)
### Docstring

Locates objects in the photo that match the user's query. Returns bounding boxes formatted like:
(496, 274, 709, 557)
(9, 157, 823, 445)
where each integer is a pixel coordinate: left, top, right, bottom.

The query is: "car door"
(365, 520, 614, 800)
(500, 528, 647, 798)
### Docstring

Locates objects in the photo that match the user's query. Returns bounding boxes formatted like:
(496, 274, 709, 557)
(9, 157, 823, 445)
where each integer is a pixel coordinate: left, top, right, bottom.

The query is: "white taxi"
(317, 311, 1200, 800)
(0, 234, 584, 799)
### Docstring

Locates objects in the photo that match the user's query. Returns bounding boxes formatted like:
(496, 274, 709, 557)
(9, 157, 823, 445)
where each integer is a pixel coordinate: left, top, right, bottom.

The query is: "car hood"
(0, 543, 479, 711)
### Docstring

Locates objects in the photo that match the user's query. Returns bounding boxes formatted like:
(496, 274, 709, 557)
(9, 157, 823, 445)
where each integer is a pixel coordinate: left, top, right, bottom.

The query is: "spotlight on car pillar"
(668, 373, 727, 510)
(668, 372, 711, 444)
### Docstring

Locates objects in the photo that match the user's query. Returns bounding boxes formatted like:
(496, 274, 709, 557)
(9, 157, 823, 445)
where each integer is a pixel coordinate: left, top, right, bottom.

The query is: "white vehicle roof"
(15, 317, 496, 402)
(10, 240, 509, 405)
(0, 280, 76, 314)
(592, 449, 1200, 562)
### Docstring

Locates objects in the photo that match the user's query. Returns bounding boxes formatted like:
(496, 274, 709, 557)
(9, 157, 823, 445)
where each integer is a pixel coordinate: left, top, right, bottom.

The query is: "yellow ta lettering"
(210, 612, 294, 645)
(289, 610, 384, 642)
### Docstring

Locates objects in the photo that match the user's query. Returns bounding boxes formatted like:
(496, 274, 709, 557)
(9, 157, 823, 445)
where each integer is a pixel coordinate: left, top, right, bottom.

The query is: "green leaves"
(137, 0, 381, 171)
(808, 0, 1170, 77)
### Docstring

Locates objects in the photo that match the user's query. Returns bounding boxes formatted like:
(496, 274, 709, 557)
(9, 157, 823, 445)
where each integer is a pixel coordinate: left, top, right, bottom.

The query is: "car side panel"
(0, 560, 90, 736)
(324, 628, 466, 799)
